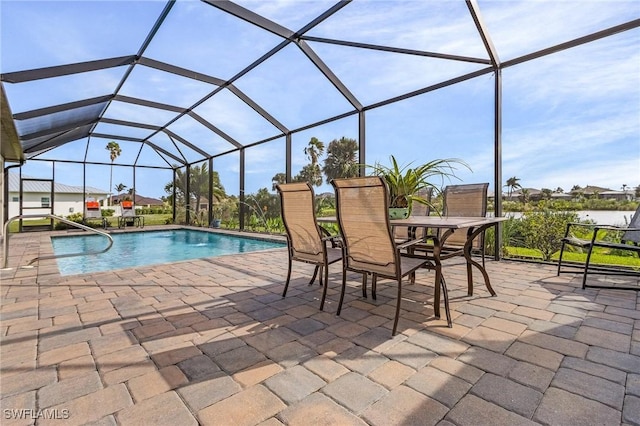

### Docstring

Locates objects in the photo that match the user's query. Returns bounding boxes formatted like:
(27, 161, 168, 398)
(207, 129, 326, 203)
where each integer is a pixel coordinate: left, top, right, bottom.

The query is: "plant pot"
(210, 219, 221, 228)
(388, 207, 409, 219)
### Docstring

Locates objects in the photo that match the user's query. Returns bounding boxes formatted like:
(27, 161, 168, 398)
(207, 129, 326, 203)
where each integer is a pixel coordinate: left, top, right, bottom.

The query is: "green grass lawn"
(7, 214, 173, 232)
(506, 246, 640, 268)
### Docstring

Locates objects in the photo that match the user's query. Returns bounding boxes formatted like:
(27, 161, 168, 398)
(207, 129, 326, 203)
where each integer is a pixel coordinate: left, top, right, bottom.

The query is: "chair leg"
(466, 261, 473, 296)
(319, 262, 330, 311)
(582, 245, 595, 289)
(372, 274, 377, 300)
(362, 273, 368, 298)
(392, 278, 402, 336)
(283, 257, 293, 297)
(433, 265, 442, 319)
(337, 267, 348, 316)
(309, 265, 320, 286)
(440, 275, 452, 327)
(557, 241, 567, 276)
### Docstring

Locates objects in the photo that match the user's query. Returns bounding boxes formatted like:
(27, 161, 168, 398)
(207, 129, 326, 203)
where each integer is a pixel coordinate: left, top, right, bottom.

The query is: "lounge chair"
(118, 200, 144, 228)
(83, 200, 107, 229)
(276, 182, 343, 310)
(331, 176, 447, 336)
(557, 204, 640, 289)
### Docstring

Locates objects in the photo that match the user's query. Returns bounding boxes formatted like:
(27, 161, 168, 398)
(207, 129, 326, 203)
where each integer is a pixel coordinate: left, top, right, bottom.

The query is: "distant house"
(572, 185, 611, 199)
(8, 173, 109, 219)
(599, 190, 634, 201)
(550, 192, 572, 200)
(507, 188, 543, 202)
(110, 194, 164, 208)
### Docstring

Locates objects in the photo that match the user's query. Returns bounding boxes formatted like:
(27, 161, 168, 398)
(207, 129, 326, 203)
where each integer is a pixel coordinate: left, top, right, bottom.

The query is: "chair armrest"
(588, 226, 640, 247)
(562, 221, 605, 241)
(396, 238, 424, 251)
(322, 235, 342, 243)
(319, 225, 341, 243)
(593, 226, 640, 232)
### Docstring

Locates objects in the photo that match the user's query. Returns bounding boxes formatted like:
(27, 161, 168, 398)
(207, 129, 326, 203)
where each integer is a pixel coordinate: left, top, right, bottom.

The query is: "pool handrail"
(3, 214, 114, 269)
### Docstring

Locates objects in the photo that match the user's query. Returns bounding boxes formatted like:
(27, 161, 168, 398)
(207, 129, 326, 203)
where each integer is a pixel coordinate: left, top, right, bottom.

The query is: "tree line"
(271, 136, 359, 190)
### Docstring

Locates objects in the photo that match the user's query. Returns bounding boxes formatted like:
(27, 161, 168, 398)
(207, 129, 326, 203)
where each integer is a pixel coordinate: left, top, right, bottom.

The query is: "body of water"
(51, 229, 285, 276)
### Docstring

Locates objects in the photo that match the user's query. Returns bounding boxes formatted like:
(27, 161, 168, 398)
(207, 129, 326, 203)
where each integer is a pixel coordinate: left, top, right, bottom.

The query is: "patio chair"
(118, 200, 143, 228)
(557, 204, 640, 289)
(83, 200, 107, 229)
(331, 176, 448, 335)
(441, 183, 490, 266)
(276, 182, 343, 310)
(410, 183, 489, 296)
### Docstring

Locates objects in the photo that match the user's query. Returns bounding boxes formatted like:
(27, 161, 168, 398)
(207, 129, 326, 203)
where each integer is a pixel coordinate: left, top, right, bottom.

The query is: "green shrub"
(520, 207, 579, 261)
(485, 216, 524, 257)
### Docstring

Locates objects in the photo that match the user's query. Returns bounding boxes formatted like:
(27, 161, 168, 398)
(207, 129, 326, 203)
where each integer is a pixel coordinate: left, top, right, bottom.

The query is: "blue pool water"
(51, 229, 285, 276)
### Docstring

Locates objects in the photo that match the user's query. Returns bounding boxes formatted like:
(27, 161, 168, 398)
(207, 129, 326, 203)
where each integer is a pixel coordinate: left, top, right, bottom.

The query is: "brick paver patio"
(1, 227, 639, 425)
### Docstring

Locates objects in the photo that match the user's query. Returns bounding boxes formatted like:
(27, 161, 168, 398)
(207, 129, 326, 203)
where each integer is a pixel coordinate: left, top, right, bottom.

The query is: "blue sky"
(2, 0, 639, 200)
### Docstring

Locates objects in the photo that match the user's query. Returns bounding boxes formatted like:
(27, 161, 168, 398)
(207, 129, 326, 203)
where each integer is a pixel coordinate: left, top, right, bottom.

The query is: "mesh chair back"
(121, 201, 135, 217)
(622, 204, 640, 244)
(85, 201, 102, 218)
(443, 183, 489, 247)
(332, 176, 397, 276)
(277, 183, 324, 263)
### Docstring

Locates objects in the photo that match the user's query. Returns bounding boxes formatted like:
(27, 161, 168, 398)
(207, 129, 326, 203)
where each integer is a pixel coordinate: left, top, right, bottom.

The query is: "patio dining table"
(317, 215, 507, 326)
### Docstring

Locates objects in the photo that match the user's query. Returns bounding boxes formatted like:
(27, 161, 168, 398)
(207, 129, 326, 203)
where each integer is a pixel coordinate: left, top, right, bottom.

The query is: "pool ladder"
(2, 214, 114, 269)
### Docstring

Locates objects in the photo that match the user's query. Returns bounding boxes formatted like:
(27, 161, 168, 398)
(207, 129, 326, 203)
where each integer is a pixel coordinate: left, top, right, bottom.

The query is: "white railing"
(3, 214, 113, 269)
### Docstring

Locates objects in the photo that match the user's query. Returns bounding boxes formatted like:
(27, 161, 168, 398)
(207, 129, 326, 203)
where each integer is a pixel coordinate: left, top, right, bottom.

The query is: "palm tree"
(295, 137, 325, 187)
(105, 141, 121, 205)
(304, 137, 324, 166)
(294, 164, 323, 187)
(322, 137, 359, 183)
(165, 164, 225, 213)
(114, 183, 127, 203)
(504, 176, 521, 200)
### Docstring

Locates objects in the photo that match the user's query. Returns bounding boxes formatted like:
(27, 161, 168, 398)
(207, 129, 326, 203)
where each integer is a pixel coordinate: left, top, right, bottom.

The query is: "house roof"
(551, 192, 572, 198)
(111, 194, 163, 206)
(8, 173, 108, 195)
(576, 185, 612, 194)
(510, 187, 542, 195)
(600, 190, 633, 195)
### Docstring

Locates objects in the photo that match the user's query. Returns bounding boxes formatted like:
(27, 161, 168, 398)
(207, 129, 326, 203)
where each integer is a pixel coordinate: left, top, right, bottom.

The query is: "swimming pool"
(51, 229, 285, 275)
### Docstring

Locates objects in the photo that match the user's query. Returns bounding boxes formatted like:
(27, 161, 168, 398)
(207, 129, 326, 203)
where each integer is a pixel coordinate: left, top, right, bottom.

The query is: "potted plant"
(369, 155, 469, 219)
(210, 205, 222, 228)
